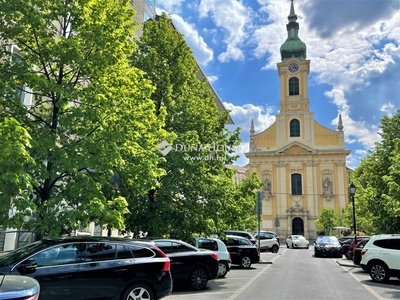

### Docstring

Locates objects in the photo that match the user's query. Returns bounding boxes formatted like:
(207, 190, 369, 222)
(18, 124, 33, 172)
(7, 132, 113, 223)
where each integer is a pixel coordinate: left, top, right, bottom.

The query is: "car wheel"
(189, 268, 208, 290)
(271, 245, 279, 253)
(121, 283, 154, 300)
(240, 256, 252, 269)
(314, 252, 320, 258)
(218, 261, 228, 278)
(286, 243, 289, 248)
(344, 250, 351, 259)
(369, 262, 390, 283)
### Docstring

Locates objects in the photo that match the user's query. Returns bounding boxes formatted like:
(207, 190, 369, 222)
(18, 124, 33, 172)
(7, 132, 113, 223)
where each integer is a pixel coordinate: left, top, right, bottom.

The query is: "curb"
(259, 261, 273, 264)
(336, 260, 360, 267)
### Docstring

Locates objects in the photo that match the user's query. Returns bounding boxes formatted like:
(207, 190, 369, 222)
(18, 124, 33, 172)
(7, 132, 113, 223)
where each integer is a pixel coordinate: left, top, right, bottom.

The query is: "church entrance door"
(292, 217, 304, 235)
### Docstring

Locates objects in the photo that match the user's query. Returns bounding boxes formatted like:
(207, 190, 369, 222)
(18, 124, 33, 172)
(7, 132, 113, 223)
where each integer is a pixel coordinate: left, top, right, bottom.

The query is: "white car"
(254, 233, 279, 253)
(360, 234, 400, 282)
(286, 235, 310, 249)
(195, 237, 232, 278)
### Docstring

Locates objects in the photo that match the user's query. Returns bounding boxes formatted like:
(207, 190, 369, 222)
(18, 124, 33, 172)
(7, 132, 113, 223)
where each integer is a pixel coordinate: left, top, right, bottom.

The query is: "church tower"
(245, 0, 351, 240)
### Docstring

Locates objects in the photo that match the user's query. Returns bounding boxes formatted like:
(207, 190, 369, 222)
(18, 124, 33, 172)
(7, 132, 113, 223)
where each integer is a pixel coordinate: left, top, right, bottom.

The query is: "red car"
(348, 236, 370, 260)
(352, 238, 371, 265)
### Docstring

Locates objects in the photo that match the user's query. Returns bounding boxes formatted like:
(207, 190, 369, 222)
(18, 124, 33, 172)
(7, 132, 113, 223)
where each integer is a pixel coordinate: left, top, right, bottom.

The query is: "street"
(165, 246, 400, 300)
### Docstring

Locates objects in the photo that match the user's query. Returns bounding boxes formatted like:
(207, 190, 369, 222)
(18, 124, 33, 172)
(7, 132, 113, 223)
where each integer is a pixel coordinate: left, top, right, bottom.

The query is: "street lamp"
(349, 182, 357, 243)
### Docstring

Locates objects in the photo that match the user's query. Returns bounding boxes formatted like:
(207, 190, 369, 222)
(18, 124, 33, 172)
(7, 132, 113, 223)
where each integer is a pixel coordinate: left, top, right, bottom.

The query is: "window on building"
(290, 119, 300, 137)
(289, 77, 299, 95)
(291, 173, 302, 195)
(144, 10, 151, 22)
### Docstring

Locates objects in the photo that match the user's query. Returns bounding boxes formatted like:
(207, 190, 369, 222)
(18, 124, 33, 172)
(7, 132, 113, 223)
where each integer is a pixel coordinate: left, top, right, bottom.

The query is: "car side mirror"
(17, 259, 38, 275)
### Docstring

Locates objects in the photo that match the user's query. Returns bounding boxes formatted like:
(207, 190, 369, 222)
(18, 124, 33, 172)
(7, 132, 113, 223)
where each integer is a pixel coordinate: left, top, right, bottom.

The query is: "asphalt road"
(165, 246, 400, 300)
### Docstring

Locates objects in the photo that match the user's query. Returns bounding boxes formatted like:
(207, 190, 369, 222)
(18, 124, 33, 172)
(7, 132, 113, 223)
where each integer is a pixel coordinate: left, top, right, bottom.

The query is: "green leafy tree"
(126, 14, 243, 240)
(351, 110, 400, 234)
(315, 208, 337, 235)
(0, 0, 168, 236)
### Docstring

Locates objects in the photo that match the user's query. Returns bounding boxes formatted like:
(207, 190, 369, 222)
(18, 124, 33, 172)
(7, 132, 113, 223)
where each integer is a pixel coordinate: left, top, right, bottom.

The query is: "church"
(245, 0, 351, 240)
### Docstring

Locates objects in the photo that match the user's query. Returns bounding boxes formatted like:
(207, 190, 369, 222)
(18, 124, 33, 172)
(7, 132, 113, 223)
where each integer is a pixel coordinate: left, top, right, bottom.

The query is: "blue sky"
(156, 0, 400, 169)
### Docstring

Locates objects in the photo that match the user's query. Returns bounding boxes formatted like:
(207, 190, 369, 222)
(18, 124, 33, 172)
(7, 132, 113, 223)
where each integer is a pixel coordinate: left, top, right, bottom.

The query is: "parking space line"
(227, 250, 286, 300)
(338, 264, 384, 300)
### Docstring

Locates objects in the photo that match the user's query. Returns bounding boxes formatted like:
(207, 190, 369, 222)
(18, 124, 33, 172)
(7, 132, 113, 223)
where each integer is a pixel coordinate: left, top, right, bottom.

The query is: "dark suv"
(0, 237, 172, 300)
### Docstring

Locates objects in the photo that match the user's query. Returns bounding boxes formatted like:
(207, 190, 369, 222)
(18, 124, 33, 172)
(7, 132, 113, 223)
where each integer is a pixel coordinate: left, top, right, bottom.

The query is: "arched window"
(290, 119, 300, 137)
(291, 173, 302, 195)
(289, 77, 299, 95)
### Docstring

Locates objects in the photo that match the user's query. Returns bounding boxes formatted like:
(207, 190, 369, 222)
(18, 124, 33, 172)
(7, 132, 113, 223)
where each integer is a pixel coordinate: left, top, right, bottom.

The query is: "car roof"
(226, 235, 249, 240)
(38, 236, 157, 246)
(224, 230, 251, 234)
(197, 237, 224, 243)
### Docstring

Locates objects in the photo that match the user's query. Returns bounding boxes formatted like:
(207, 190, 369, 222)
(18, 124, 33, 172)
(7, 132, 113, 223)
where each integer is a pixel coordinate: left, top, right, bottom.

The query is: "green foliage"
(126, 14, 247, 240)
(315, 209, 337, 235)
(0, 0, 168, 236)
(351, 110, 400, 234)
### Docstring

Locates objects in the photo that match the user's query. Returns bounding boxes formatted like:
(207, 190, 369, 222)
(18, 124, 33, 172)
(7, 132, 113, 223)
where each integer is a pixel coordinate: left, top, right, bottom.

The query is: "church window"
(290, 119, 300, 137)
(289, 77, 299, 95)
(291, 174, 302, 195)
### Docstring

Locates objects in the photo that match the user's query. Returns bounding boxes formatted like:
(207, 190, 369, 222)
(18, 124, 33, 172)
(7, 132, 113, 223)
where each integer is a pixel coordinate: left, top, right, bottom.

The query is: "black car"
(150, 239, 219, 290)
(0, 237, 172, 300)
(340, 238, 354, 259)
(314, 236, 342, 258)
(223, 235, 260, 268)
(0, 275, 40, 300)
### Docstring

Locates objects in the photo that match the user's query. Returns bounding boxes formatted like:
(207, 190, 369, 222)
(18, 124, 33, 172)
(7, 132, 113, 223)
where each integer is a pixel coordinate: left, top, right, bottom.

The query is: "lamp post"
(349, 182, 357, 243)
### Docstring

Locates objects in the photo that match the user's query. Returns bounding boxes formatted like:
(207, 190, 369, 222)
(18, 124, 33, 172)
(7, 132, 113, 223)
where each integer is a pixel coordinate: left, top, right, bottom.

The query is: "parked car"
(254, 231, 280, 244)
(338, 236, 354, 244)
(0, 275, 40, 300)
(223, 235, 259, 269)
(348, 236, 370, 260)
(314, 236, 342, 258)
(253, 233, 279, 253)
(340, 238, 354, 259)
(286, 235, 310, 249)
(150, 239, 219, 290)
(0, 237, 173, 300)
(360, 234, 400, 283)
(194, 237, 231, 278)
(352, 237, 371, 265)
(224, 231, 257, 245)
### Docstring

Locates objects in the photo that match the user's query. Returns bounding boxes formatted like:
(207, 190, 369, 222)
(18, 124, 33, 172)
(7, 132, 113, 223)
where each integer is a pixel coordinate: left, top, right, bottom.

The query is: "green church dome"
(280, 0, 307, 61)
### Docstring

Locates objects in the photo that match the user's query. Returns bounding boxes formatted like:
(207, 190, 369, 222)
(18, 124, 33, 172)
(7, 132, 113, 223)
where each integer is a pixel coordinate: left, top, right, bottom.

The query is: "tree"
(126, 14, 244, 240)
(315, 209, 337, 235)
(0, 0, 168, 236)
(351, 110, 400, 234)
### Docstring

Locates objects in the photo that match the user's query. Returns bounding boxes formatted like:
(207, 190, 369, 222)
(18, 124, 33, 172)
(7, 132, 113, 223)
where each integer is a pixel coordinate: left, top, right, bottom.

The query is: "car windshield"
(317, 236, 339, 244)
(0, 240, 53, 266)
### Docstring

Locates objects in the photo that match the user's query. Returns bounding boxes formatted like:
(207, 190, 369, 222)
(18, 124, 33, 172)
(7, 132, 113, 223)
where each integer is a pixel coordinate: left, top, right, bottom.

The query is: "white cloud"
(380, 102, 396, 117)
(157, 0, 185, 14)
(199, 0, 249, 62)
(207, 75, 218, 83)
(168, 14, 214, 65)
(224, 102, 276, 135)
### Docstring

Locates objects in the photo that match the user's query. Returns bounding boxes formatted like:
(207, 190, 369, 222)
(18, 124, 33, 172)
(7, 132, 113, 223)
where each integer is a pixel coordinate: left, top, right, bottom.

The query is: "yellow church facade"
(245, 0, 351, 240)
